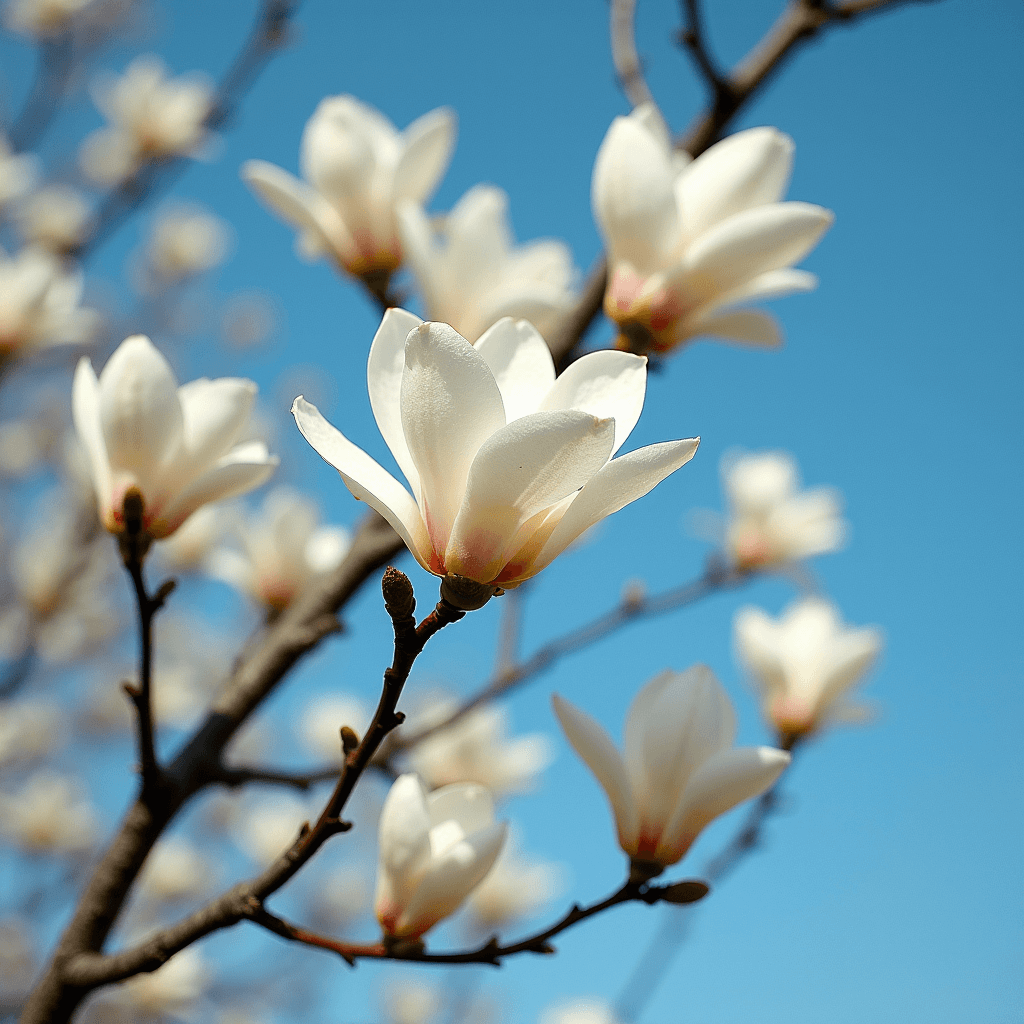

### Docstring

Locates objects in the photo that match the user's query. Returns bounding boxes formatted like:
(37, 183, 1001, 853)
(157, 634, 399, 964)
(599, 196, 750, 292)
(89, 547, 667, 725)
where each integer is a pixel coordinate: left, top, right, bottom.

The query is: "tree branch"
(611, 0, 656, 108)
(7, 33, 75, 153)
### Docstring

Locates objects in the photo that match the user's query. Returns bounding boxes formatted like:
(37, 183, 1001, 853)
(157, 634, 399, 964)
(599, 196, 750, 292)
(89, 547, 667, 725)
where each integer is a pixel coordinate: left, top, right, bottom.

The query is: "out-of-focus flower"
(293, 309, 698, 599)
(465, 841, 562, 931)
(0, 701, 59, 767)
(402, 692, 551, 797)
(540, 999, 621, 1024)
(592, 104, 832, 354)
(220, 291, 277, 349)
(73, 334, 277, 540)
(138, 206, 230, 290)
(0, 919, 35, 999)
(381, 981, 442, 1024)
(80, 56, 213, 184)
(3, 0, 94, 36)
(398, 184, 577, 342)
(137, 837, 212, 902)
(306, 864, 369, 930)
(723, 450, 845, 570)
(242, 95, 455, 281)
(0, 246, 98, 357)
(298, 693, 369, 762)
(735, 597, 882, 739)
(154, 504, 222, 572)
(553, 666, 790, 869)
(107, 947, 209, 1019)
(375, 774, 506, 940)
(207, 486, 350, 611)
(0, 136, 38, 209)
(15, 184, 92, 253)
(0, 772, 97, 853)
(232, 792, 312, 867)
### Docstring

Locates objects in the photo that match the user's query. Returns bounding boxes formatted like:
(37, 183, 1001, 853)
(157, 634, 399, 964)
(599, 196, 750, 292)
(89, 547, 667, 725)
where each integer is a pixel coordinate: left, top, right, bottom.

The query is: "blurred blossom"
(0, 419, 43, 475)
(3, 0, 94, 36)
(0, 919, 35, 999)
(100, 946, 209, 1019)
(232, 792, 312, 867)
(553, 666, 790, 868)
(375, 773, 507, 940)
(735, 597, 882, 739)
(539, 999, 621, 1024)
(398, 184, 577, 342)
(242, 95, 455, 283)
(381, 980, 442, 1024)
(138, 206, 230, 290)
(15, 184, 92, 253)
(593, 104, 832, 353)
(298, 693, 369, 762)
(73, 334, 277, 539)
(154, 504, 222, 573)
(0, 245, 99, 357)
(0, 701, 60, 766)
(207, 487, 351, 612)
(294, 309, 697, 594)
(465, 840, 562, 932)
(0, 772, 98, 853)
(402, 691, 552, 798)
(0, 136, 38, 209)
(306, 864, 369, 930)
(723, 450, 845, 570)
(220, 291, 277, 349)
(137, 837, 212, 902)
(80, 56, 214, 184)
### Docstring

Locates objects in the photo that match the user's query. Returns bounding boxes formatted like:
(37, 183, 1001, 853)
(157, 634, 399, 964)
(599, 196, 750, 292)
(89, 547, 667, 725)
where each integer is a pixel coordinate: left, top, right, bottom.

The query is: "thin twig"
(678, 0, 730, 104)
(611, 0, 656, 108)
(7, 33, 75, 152)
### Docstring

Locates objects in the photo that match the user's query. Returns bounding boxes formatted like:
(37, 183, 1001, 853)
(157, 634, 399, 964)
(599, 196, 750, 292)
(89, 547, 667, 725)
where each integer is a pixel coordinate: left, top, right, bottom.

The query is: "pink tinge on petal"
(606, 266, 645, 315)
(769, 694, 814, 734)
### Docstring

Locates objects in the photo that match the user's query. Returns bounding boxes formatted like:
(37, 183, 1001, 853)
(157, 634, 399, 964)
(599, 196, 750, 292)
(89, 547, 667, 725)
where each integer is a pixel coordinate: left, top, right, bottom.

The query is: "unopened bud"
(657, 879, 710, 905)
(340, 725, 360, 754)
(381, 566, 415, 620)
(440, 574, 499, 612)
(621, 578, 646, 609)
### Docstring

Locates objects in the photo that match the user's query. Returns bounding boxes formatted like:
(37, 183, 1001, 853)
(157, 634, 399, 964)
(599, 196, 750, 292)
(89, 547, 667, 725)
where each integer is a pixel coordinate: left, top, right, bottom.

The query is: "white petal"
(531, 438, 699, 576)
(376, 774, 433, 919)
(300, 96, 378, 203)
(71, 358, 111, 510)
(708, 268, 818, 311)
(444, 185, 513, 297)
(445, 411, 615, 583)
(733, 606, 787, 698)
(367, 307, 425, 494)
(396, 201, 442, 315)
(693, 309, 782, 347)
(393, 106, 457, 204)
(396, 821, 507, 938)
(176, 377, 257, 478)
(592, 114, 680, 276)
(676, 127, 794, 239)
(682, 202, 833, 298)
(291, 397, 435, 572)
(541, 350, 647, 454)
(400, 323, 505, 559)
(657, 746, 790, 862)
(473, 318, 556, 423)
(552, 694, 638, 853)
(469, 279, 574, 345)
(426, 783, 495, 836)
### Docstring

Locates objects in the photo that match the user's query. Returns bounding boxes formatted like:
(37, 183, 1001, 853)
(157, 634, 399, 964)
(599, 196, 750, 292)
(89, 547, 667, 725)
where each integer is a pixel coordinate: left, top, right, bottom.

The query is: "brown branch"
(7, 32, 74, 152)
(392, 560, 753, 755)
(678, 0, 730, 103)
(209, 763, 342, 790)
(611, 0, 656, 108)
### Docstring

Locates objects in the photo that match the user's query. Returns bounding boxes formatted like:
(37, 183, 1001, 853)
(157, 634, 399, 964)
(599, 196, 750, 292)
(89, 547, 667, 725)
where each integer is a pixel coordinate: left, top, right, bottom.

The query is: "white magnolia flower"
(233, 792, 313, 867)
(403, 693, 552, 797)
(0, 136, 38, 209)
(140, 206, 229, 288)
(293, 309, 698, 596)
(540, 999, 621, 1024)
(0, 773, 97, 853)
(3, 0, 94, 36)
(298, 693, 369, 762)
(381, 981, 442, 1024)
(112, 946, 209, 1017)
(465, 841, 561, 931)
(398, 184, 577, 342)
(207, 486, 351, 611)
(723, 450, 845, 569)
(15, 184, 92, 253)
(154, 504, 222, 572)
(73, 334, 277, 539)
(553, 666, 790, 868)
(0, 701, 59, 767)
(592, 104, 833, 353)
(242, 95, 455, 279)
(375, 773, 507, 940)
(80, 56, 213, 184)
(0, 245, 98, 357)
(735, 597, 882, 738)
(137, 837, 212, 902)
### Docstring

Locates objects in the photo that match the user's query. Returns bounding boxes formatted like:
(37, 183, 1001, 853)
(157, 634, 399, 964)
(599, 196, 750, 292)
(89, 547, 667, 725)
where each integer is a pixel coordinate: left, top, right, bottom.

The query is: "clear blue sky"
(2, 1, 1021, 1021)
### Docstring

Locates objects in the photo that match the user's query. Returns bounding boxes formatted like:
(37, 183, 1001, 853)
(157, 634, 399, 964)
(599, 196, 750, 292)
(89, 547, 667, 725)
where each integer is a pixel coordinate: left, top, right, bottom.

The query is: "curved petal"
(471, 279, 573, 344)
(656, 746, 790, 863)
(693, 309, 782, 347)
(397, 201, 443, 315)
(531, 437, 699, 576)
(541, 350, 647, 454)
(445, 410, 615, 583)
(396, 821, 507, 938)
(592, 114, 680, 276)
(552, 694, 637, 853)
(706, 268, 818, 312)
(682, 202, 834, 299)
(734, 606, 787, 699)
(400, 323, 505, 558)
(71, 358, 111, 512)
(300, 96, 379, 204)
(375, 774, 433, 928)
(445, 185, 512, 298)
(175, 377, 257, 479)
(367, 307, 424, 494)
(292, 397, 434, 571)
(393, 106, 457, 204)
(676, 127, 794, 240)
(473, 318, 556, 423)
(426, 783, 495, 835)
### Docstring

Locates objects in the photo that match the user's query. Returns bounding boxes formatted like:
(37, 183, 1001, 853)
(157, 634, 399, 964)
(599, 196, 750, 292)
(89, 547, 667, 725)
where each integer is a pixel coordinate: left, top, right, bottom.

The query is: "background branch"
(611, 0, 656, 108)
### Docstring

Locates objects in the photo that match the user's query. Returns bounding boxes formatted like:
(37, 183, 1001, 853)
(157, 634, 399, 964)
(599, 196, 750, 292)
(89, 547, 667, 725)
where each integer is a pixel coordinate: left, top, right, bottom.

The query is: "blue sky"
(2, 0, 1021, 1020)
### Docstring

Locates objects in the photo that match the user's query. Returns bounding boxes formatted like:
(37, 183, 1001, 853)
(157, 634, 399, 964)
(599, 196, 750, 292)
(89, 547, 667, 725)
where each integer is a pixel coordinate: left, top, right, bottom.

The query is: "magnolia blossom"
(540, 1000, 621, 1024)
(137, 837, 212, 902)
(466, 842, 562, 931)
(3, 0, 94, 36)
(140, 206, 230, 289)
(735, 597, 882, 738)
(80, 56, 213, 184)
(233, 792, 313, 867)
(723, 450, 845, 569)
(207, 486, 351, 611)
(154, 505, 222, 572)
(0, 701, 59, 767)
(398, 184, 577, 342)
(375, 774, 507, 939)
(15, 184, 92, 253)
(553, 666, 790, 867)
(242, 95, 455, 279)
(0, 246, 98, 357)
(593, 104, 833, 353)
(0, 773, 97, 853)
(73, 334, 277, 539)
(0, 136, 37, 210)
(293, 309, 698, 597)
(402, 692, 551, 798)
(298, 693, 369, 761)
(105, 947, 209, 1019)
